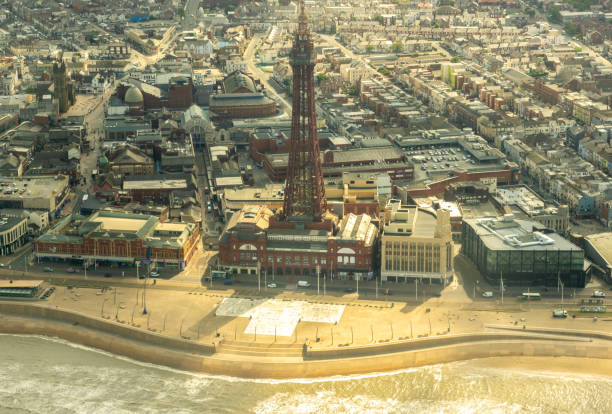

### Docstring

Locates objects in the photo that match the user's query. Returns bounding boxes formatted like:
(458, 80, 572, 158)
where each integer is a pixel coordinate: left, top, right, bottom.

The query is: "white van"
(482, 291, 493, 298)
(297, 281, 311, 288)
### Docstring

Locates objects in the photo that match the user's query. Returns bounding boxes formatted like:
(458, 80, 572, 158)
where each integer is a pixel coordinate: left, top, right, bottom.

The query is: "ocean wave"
(252, 391, 529, 414)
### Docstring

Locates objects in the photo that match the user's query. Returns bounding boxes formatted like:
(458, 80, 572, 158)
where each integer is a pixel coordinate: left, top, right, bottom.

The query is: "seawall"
(1, 302, 611, 379)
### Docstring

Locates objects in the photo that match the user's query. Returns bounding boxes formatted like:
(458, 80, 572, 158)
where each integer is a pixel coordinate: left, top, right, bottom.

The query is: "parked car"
(482, 291, 493, 298)
(66, 267, 76, 273)
(43, 267, 53, 272)
(344, 288, 356, 293)
(150, 271, 160, 278)
(104, 273, 112, 278)
(267, 282, 277, 288)
(593, 290, 606, 298)
(223, 279, 233, 285)
(297, 280, 311, 288)
(553, 309, 568, 318)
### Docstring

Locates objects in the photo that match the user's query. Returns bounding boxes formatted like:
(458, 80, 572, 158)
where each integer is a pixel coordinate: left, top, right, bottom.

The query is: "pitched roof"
(223, 71, 256, 94)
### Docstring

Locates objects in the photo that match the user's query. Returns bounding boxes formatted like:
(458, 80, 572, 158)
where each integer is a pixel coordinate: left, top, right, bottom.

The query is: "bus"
(211, 270, 227, 279)
(521, 292, 541, 300)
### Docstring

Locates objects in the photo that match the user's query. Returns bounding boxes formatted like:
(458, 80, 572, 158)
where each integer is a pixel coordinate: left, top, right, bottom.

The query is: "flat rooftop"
(465, 217, 581, 252)
(0, 175, 69, 201)
(90, 215, 148, 232)
(123, 178, 187, 190)
(0, 280, 43, 288)
(0, 216, 24, 232)
(407, 145, 507, 182)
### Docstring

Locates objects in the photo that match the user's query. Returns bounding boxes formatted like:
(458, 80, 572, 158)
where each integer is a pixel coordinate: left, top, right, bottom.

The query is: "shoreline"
(469, 356, 612, 378)
(1, 301, 612, 379)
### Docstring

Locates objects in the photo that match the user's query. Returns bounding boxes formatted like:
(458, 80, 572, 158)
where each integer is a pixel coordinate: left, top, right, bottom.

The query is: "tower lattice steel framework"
(282, 0, 327, 221)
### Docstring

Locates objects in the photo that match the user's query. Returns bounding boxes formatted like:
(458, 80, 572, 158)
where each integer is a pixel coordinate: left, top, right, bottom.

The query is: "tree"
(451, 56, 461, 63)
(377, 66, 391, 76)
(548, 5, 561, 24)
(316, 73, 329, 84)
(344, 86, 359, 96)
(366, 44, 374, 53)
(526, 8, 535, 18)
(374, 15, 383, 24)
(391, 42, 403, 53)
(528, 69, 548, 78)
(564, 23, 580, 37)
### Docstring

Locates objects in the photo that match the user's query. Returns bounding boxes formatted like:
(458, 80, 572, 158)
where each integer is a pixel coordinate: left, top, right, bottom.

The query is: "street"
(244, 34, 292, 114)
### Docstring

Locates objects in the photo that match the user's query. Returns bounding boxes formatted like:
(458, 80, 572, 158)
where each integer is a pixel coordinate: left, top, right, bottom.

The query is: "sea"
(1, 334, 611, 414)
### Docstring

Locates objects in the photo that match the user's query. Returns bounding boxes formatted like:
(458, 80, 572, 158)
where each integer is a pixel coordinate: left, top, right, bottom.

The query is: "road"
(243, 35, 292, 115)
(64, 6, 172, 70)
(77, 80, 117, 194)
(318, 34, 384, 80)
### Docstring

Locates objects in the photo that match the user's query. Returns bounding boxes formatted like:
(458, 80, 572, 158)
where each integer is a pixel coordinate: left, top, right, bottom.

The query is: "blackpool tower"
(281, 0, 327, 222)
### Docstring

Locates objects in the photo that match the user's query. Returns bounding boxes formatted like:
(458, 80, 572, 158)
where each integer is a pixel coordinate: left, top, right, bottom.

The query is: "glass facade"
(461, 222, 587, 288)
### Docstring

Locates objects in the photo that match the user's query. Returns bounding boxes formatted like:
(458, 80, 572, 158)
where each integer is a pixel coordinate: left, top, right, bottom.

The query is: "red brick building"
(167, 76, 194, 109)
(209, 93, 277, 118)
(123, 176, 188, 203)
(218, 206, 378, 280)
(35, 211, 200, 269)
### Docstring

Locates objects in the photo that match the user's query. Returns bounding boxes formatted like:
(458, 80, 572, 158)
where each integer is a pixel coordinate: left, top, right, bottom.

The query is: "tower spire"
(282, 0, 327, 221)
(298, 0, 307, 31)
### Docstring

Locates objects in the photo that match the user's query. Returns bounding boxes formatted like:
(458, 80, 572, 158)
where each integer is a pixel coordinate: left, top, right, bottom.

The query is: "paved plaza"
(216, 298, 345, 336)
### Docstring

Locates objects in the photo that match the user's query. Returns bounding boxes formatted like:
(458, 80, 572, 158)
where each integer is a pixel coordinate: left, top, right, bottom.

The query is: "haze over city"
(0, 0, 611, 412)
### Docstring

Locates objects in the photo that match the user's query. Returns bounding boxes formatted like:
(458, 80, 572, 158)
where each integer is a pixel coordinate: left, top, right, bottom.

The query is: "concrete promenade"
(1, 301, 611, 379)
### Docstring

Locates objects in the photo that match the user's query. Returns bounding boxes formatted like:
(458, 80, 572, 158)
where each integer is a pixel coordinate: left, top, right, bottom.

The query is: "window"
(321, 257, 326, 265)
(338, 256, 342, 264)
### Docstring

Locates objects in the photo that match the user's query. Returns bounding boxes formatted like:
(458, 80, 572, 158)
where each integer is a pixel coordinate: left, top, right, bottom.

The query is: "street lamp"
(142, 262, 148, 315)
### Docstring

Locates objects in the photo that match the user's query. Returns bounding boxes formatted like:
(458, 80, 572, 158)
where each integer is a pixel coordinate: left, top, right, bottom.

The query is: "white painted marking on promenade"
(215, 298, 345, 336)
